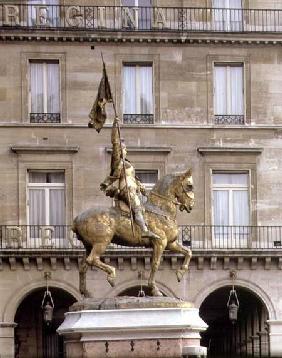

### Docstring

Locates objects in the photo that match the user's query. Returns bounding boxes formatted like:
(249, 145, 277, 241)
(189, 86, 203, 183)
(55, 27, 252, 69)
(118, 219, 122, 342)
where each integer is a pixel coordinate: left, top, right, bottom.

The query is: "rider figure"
(100, 117, 160, 241)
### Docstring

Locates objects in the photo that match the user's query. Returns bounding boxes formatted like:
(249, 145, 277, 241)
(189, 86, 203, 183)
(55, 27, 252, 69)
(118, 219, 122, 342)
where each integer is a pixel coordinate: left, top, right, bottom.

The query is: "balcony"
(1, 5, 282, 34)
(123, 114, 154, 124)
(30, 113, 61, 123)
(0, 225, 282, 252)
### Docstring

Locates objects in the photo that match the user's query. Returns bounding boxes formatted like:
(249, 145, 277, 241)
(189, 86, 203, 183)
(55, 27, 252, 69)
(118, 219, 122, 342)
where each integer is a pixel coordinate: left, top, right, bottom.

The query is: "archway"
(118, 285, 152, 296)
(199, 286, 270, 357)
(14, 287, 76, 358)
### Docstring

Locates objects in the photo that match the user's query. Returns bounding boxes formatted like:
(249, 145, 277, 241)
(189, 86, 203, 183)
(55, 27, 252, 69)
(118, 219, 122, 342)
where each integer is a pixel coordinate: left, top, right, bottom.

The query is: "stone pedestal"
(58, 297, 208, 358)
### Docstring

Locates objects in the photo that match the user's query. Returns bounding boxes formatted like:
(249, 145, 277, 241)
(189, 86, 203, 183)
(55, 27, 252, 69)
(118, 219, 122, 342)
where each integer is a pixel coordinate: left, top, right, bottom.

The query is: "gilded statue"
(73, 142, 195, 296)
(100, 117, 160, 241)
(73, 59, 194, 297)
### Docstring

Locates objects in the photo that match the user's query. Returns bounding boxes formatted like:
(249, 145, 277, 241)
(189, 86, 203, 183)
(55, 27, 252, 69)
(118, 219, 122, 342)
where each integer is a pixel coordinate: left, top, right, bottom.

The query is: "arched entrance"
(199, 286, 270, 357)
(14, 287, 76, 358)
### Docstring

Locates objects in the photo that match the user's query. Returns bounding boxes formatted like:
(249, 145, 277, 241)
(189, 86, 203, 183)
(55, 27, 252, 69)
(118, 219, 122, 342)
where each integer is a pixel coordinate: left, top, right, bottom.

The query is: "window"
(136, 169, 158, 190)
(212, 172, 250, 247)
(214, 63, 244, 124)
(27, 171, 65, 238)
(212, 0, 243, 31)
(29, 60, 60, 123)
(123, 63, 153, 124)
(136, 169, 158, 203)
(122, 0, 152, 30)
(28, 0, 60, 27)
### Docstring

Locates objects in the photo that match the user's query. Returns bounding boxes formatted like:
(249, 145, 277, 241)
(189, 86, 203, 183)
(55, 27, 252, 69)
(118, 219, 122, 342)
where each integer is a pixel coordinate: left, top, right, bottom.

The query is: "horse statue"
(73, 168, 194, 297)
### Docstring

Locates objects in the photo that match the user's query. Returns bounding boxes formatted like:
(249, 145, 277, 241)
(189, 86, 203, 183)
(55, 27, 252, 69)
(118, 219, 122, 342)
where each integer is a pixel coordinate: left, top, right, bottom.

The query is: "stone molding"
(197, 146, 263, 155)
(11, 145, 79, 154)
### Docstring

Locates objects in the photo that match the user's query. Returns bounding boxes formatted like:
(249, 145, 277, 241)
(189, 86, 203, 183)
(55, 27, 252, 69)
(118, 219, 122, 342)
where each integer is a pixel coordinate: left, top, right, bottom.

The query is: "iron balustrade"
(214, 115, 245, 125)
(123, 114, 154, 124)
(179, 225, 282, 250)
(30, 113, 61, 123)
(1, 5, 282, 33)
(0, 224, 282, 251)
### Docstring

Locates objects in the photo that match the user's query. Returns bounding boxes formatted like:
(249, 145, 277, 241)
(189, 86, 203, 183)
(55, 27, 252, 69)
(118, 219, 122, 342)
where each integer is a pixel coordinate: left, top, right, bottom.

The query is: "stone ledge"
(197, 146, 263, 155)
(11, 145, 80, 154)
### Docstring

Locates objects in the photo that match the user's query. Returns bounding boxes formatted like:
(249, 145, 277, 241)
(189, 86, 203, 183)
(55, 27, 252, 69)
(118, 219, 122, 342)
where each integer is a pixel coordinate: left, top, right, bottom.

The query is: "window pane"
(123, 66, 136, 113)
(213, 173, 248, 185)
(233, 190, 249, 226)
(47, 62, 60, 113)
(139, 66, 153, 114)
(30, 62, 44, 113)
(136, 170, 158, 184)
(29, 171, 64, 183)
(230, 66, 243, 115)
(50, 189, 65, 228)
(213, 190, 229, 226)
(214, 66, 227, 114)
(29, 189, 46, 225)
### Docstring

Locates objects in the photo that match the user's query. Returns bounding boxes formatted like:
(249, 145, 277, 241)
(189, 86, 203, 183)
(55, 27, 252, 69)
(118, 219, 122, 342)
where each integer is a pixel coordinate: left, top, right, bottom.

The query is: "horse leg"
(148, 242, 166, 297)
(79, 256, 91, 297)
(86, 242, 116, 287)
(166, 241, 192, 282)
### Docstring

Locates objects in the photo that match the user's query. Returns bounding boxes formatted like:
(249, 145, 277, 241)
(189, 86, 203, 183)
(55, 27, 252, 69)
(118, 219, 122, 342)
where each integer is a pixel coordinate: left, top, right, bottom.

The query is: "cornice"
(10, 145, 80, 154)
(197, 147, 263, 155)
(1, 30, 282, 46)
(106, 146, 171, 154)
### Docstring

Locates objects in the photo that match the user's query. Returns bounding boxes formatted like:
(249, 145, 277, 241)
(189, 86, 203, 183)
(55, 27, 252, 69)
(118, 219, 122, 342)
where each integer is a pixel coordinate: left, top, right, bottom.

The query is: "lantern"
(227, 288, 239, 324)
(41, 272, 54, 326)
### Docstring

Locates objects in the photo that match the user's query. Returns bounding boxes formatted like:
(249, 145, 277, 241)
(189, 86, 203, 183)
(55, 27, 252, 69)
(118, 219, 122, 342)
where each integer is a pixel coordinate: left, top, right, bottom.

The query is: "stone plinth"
(57, 297, 208, 358)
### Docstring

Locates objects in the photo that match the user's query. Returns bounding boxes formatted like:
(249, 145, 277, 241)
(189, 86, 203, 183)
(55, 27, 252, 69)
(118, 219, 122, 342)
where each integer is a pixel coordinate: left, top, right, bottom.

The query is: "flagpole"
(100, 54, 136, 239)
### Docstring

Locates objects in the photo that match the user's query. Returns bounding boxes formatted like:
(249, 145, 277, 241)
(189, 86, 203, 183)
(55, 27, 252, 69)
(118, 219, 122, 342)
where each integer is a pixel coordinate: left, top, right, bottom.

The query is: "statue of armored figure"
(100, 117, 160, 241)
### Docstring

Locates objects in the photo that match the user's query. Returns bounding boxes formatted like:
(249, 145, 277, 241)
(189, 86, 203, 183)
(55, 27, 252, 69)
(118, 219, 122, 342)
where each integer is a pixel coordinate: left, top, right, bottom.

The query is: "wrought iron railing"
(123, 114, 154, 124)
(30, 113, 61, 123)
(2, 5, 282, 33)
(1, 225, 282, 251)
(214, 115, 245, 125)
(180, 225, 282, 250)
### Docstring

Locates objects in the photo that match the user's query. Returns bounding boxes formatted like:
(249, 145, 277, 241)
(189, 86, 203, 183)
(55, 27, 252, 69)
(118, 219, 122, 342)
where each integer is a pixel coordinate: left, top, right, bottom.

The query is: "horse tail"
(71, 223, 83, 242)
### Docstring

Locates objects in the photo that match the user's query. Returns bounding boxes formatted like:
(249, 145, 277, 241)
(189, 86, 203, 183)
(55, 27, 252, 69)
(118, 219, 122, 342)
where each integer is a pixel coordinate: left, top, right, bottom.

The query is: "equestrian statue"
(72, 59, 195, 297)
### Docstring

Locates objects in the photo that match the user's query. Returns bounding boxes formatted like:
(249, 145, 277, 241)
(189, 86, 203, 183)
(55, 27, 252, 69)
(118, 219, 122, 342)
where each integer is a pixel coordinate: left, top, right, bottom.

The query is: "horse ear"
(185, 168, 192, 177)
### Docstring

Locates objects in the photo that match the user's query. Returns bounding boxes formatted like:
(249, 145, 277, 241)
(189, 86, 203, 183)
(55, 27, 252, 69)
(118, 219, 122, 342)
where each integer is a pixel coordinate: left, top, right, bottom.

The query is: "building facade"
(1, 0, 282, 357)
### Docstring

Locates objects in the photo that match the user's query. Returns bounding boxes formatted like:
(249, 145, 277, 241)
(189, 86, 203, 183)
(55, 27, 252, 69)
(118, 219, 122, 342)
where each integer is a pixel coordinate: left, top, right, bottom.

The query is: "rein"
(150, 190, 181, 206)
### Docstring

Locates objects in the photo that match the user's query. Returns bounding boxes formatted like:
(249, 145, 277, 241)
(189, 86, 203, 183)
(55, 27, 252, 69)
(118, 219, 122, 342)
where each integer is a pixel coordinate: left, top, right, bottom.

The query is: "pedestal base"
(58, 297, 208, 358)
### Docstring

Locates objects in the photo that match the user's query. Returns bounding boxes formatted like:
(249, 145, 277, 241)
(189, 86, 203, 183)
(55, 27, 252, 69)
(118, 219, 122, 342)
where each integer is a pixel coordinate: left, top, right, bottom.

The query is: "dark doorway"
(15, 287, 76, 358)
(199, 286, 270, 358)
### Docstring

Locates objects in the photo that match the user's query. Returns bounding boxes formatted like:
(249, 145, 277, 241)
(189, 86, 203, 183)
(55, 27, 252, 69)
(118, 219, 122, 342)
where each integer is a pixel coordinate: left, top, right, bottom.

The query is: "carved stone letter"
(36, 6, 50, 26)
(4, 5, 20, 26)
(40, 226, 54, 247)
(66, 6, 83, 27)
(122, 7, 138, 29)
(153, 8, 167, 29)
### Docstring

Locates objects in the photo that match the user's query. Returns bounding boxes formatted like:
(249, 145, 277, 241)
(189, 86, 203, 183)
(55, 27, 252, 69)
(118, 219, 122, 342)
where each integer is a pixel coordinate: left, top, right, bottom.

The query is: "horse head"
(173, 169, 195, 213)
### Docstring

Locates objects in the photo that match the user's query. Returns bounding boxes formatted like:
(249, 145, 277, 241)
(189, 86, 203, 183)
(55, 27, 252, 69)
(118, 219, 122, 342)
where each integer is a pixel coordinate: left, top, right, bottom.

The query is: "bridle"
(150, 178, 194, 208)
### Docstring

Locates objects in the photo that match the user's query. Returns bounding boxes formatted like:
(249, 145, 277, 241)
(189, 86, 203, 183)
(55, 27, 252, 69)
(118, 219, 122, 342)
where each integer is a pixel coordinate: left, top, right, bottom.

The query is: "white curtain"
(214, 190, 229, 227)
(139, 66, 153, 114)
(123, 66, 136, 114)
(214, 65, 243, 115)
(233, 190, 249, 226)
(214, 66, 227, 114)
(30, 62, 60, 114)
(29, 189, 46, 225)
(30, 62, 44, 113)
(230, 66, 243, 115)
(212, 0, 242, 31)
(50, 189, 65, 225)
(47, 62, 60, 113)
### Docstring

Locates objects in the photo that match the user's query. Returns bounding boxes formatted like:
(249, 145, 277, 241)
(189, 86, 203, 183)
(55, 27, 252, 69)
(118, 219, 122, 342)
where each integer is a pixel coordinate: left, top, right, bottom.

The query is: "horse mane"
(150, 173, 179, 196)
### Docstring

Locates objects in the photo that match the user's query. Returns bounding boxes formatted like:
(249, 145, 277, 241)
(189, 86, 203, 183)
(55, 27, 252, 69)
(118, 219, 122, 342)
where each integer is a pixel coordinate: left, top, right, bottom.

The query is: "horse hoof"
(176, 269, 185, 282)
(151, 287, 163, 297)
(107, 276, 116, 287)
